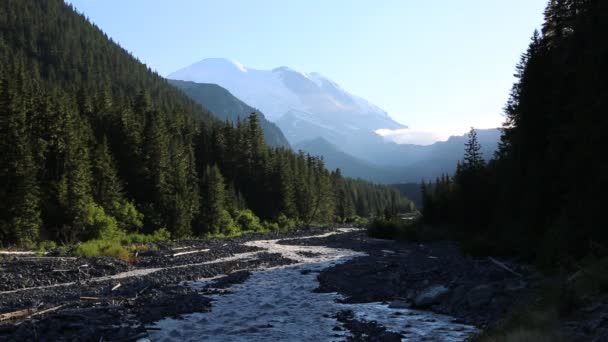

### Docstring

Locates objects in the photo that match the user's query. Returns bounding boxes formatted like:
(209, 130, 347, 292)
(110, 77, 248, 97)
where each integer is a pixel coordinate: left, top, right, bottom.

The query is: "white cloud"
(375, 127, 466, 145)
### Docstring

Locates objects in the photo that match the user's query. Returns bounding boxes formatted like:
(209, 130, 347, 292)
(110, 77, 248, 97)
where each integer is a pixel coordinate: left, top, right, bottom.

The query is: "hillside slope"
(169, 80, 290, 148)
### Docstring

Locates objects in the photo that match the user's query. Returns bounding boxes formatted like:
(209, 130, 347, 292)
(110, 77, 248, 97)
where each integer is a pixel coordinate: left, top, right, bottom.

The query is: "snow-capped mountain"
(168, 58, 405, 148)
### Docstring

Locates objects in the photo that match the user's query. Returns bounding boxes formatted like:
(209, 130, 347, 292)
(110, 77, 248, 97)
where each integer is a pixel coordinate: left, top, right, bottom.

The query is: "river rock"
(466, 284, 495, 309)
(413, 285, 449, 308)
(388, 300, 410, 309)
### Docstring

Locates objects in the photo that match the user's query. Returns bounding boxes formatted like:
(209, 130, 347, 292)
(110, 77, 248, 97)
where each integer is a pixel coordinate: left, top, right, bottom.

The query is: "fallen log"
(80, 297, 102, 301)
(111, 283, 121, 291)
(171, 245, 196, 251)
(17, 257, 77, 261)
(0, 251, 37, 256)
(28, 304, 66, 318)
(0, 307, 39, 321)
(170, 249, 210, 257)
(488, 257, 522, 277)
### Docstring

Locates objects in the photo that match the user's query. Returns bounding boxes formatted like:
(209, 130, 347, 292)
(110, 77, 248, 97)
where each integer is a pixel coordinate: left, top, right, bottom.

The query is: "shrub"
(99, 243, 130, 261)
(121, 233, 151, 245)
(37, 240, 57, 256)
(348, 215, 369, 227)
(83, 202, 124, 241)
(73, 239, 130, 261)
(151, 227, 171, 241)
(366, 217, 420, 241)
(114, 200, 144, 232)
(236, 209, 264, 232)
(262, 221, 280, 231)
(217, 210, 239, 235)
(277, 213, 299, 231)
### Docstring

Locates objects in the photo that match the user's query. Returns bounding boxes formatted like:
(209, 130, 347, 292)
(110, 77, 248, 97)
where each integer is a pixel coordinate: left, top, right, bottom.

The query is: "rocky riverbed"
(0, 227, 562, 341)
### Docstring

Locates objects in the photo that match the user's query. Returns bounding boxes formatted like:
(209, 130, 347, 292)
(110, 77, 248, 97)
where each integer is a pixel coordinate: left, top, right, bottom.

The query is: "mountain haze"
(293, 137, 401, 182)
(295, 129, 501, 184)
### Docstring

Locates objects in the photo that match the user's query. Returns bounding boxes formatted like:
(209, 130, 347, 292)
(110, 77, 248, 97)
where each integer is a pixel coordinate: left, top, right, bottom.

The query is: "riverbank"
(1, 227, 602, 341)
(0, 227, 331, 341)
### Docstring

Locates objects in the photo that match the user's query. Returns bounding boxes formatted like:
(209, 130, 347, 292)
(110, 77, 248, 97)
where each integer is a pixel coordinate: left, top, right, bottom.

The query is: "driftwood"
(170, 249, 210, 257)
(17, 256, 77, 261)
(0, 307, 39, 321)
(0, 251, 37, 256)
(28, 304, 66, 318)
(111, 283, 121, 291)
(488, 257, 522, 277)
(171, 245, 196, 251)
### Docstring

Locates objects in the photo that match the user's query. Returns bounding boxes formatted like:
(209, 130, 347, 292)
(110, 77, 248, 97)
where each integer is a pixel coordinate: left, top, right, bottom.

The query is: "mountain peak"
(190, 58, 248, 73)
(169, 59, 406, 144)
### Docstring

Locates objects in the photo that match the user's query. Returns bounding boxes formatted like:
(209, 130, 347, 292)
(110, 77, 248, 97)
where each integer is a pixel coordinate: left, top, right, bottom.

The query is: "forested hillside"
(0, 0, 412, 246)
(168, 80, 290, 148)
(421, 0, 608, 267)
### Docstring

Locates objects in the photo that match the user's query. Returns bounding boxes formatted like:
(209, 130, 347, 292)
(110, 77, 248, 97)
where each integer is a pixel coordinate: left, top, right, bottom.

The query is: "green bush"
(84, 202, 124, 241)
(37, 240, 57, 255)
(236, 209, 264, 232)
(348, 215, 369, 227)
(277, 213, 299, 231)
(151, 227, 171, 241)
(263, 221, 280, 231)
(121, 233, 151, 245)
(73, 239, 130, 261)
(217, 209, 239, 235)
(113, 200, 144, 232)
(366, 217, 420, 241)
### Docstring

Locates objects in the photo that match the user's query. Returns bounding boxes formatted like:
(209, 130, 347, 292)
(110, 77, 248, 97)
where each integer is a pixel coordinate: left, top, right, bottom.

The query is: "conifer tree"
(0, 76, 41, 245)
(463, 128, 485, 170)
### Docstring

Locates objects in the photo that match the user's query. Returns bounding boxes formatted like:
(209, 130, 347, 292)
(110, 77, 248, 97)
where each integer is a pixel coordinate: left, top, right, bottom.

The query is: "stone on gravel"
(413, 285, 449, 308)
(466, 284, 495, 309)
(388, 300, 409, 309)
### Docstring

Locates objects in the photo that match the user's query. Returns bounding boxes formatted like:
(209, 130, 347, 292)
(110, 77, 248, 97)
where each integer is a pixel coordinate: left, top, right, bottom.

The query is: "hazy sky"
(68, 0, 547, 141)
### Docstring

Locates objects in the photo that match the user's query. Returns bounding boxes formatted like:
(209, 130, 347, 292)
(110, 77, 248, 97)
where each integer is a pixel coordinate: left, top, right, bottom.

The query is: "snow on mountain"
(168, 58, 405, 136)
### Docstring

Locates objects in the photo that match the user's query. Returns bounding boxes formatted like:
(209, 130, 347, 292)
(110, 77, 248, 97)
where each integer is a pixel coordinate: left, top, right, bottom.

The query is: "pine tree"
(198, 164, 234, 235)
(59, 107, 94, 243)
(0, 76, 41, 245)
(91, 136, 123, 215)
(463, 127, 485, 170)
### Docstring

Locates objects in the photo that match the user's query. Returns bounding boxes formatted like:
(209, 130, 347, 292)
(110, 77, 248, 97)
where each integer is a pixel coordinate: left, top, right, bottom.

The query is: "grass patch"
(71, 228, 171, 261)
(73, 239, 130, 261)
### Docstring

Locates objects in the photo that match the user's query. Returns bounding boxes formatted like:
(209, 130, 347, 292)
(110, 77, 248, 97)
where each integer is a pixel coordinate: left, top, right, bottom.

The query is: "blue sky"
(68, 0, 547, 142)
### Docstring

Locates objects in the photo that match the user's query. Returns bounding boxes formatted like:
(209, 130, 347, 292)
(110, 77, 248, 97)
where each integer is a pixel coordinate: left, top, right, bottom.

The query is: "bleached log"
(488, 257, 522, 277)
(170, 249, 210, 257)
(28, 304, 66, 318)
(0, 307, 39, 321)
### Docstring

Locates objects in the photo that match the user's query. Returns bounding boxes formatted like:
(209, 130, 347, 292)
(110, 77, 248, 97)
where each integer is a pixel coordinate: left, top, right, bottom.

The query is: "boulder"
(466, 284, 495, 309)
(388, 300, 410, 309)
(412, 285, 449, 308)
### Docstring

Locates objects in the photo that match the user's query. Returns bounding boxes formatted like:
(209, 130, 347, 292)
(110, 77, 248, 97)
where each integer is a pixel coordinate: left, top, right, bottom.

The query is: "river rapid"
(145, 229, 475, 341)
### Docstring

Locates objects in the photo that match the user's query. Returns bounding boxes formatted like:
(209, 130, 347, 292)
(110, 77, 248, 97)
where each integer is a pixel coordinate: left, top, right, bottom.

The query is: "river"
(145, 229, 476, 341)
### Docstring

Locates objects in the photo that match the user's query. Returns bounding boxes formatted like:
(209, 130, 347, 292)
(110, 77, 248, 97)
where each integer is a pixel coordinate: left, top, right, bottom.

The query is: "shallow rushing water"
(146, 231, 476, 341)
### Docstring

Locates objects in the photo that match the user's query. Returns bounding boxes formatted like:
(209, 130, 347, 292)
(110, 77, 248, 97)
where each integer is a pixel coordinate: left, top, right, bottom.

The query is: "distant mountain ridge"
(169, 58, 501, 184)
(293, 137, 402, 182)
(168, 80, 290, 148)
(168, 58, 405, 149)
(295, 129, 501, 183)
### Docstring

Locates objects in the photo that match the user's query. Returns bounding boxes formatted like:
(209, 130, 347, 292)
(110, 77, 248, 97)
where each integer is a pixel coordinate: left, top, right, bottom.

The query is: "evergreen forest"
(0, 0, 412, 247)
(421, 0, 608, 268)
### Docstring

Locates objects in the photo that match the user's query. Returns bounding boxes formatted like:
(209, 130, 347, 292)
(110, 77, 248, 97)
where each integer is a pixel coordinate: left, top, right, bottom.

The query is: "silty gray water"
(146, 230, 476, 341)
